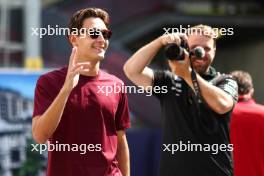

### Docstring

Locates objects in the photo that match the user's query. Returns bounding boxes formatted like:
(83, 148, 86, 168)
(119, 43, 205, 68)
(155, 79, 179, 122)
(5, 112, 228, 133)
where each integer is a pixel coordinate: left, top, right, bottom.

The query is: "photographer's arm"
(184, 74, 234, 114)
(170, 54, 234, 115)
(123, 34, 183, 89)
(123, 38, 160, 88)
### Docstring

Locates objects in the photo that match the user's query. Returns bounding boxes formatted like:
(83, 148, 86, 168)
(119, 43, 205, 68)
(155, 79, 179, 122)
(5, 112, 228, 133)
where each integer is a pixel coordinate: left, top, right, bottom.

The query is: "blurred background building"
(0, 73, 45, 176)
(0, 0, 264, 175)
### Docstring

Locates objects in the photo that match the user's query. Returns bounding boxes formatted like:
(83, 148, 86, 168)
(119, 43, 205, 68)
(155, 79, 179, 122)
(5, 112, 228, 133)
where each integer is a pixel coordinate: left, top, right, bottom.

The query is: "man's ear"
(250, 88, 254, 97)
(69, 35, 78, 47)
(212, 47, 216, 58)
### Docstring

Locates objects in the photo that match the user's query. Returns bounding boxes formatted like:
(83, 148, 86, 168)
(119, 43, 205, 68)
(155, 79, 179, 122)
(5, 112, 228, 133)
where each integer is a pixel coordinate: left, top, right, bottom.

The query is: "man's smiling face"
(72, 17, 110, 62)
(188, 34, 216, 74)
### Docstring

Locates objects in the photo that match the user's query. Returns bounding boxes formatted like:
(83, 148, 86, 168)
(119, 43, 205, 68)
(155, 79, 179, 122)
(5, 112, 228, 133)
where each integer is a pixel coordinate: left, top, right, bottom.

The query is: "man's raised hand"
(62, 47, 90, 93)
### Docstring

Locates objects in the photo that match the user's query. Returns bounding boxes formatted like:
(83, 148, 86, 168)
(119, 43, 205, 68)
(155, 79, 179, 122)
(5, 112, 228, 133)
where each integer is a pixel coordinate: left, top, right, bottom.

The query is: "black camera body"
(164, 39, 205, 61)
(164, 39, 189, 61)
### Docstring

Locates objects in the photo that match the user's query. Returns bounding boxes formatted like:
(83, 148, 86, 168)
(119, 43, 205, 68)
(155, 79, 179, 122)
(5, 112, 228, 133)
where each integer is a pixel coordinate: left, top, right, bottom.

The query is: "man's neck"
(238, 93, 252, 102)
(77, 58, 100, 76)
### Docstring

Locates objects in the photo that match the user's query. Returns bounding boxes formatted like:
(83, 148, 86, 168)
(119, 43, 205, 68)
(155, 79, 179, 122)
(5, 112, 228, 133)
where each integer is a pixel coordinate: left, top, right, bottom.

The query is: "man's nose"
(96, 32, 106, 42)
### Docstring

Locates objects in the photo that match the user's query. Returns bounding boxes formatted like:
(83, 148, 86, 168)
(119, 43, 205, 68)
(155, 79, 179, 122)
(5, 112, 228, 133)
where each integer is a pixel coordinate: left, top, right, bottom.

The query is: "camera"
(164, 38, 205, 61)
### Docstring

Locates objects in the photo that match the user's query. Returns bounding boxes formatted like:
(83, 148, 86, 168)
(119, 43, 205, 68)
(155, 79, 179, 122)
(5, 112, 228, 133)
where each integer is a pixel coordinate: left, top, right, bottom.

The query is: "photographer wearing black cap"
(123, 24, 238, 176)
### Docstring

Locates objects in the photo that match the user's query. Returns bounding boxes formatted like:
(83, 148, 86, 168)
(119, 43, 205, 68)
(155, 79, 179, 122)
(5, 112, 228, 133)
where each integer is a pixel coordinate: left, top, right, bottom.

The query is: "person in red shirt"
(230, 70, 264, 176)
(32, 8, 130, 176)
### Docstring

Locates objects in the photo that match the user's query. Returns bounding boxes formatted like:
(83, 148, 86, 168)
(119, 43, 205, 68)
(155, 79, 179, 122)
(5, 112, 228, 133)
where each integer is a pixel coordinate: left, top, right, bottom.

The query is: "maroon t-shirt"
(33, 66, 130, 176)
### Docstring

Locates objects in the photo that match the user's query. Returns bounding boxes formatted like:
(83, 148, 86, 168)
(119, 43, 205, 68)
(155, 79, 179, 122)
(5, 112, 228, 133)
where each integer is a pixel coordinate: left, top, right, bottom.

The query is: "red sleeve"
(32, 76, 53, 118)
(115, 91, 131, 131)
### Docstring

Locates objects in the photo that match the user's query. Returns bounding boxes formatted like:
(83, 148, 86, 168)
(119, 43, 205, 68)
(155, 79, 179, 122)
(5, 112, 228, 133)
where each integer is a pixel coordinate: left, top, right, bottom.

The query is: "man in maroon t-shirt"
(32, 8, 130, 176)
(230, 71, 264, 176)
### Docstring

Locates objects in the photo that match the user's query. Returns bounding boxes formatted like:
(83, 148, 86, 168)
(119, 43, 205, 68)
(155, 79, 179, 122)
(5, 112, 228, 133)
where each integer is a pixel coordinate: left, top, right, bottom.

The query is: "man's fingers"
(163, 33, 186, 46)
(179, 33, 188, 42)
(75, 62, 91, 67)
(71, 62, 91, 72)
(79, 69, 90, 75)
(170, 33, 181, 45)
(69, 47, 77, 68)
(72, 67, 90, 76)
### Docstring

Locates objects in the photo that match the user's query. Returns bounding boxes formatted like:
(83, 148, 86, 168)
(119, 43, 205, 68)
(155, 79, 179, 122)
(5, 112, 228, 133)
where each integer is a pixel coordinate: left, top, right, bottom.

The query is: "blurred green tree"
(17, 139, 45, 176)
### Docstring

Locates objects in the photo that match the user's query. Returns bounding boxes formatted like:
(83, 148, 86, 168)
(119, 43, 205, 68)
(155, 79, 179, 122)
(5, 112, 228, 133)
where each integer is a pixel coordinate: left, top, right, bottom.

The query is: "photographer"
(123, 25, 238, 176)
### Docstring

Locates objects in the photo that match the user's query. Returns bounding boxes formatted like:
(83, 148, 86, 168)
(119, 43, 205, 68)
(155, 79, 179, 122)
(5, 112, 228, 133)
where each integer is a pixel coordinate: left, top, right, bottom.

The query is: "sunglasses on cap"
(87, 28, 112, 40)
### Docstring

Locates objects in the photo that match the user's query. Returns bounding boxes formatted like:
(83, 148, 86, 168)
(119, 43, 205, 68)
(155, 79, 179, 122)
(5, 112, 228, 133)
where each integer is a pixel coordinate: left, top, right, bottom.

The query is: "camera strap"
(190, 62, 202, 103)
(189, 60, 203, 114)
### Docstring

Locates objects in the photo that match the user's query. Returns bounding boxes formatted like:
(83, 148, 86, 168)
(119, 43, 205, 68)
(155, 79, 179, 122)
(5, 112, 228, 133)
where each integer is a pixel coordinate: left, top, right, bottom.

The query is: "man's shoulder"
(252, 102, 264, 114)
(154, 69, 181, 81)
(235, 100, 264, 117)
(210, 72, 235, 85)
(37, 66, 67, 85)
(99, 69, 124, 84)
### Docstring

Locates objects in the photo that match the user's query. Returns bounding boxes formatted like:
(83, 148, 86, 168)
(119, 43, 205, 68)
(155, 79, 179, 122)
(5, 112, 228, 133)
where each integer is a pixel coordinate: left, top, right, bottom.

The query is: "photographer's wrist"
(182, 68, 192, 82)
(156, 36, 166, 47)
(184, 69, 196, 91)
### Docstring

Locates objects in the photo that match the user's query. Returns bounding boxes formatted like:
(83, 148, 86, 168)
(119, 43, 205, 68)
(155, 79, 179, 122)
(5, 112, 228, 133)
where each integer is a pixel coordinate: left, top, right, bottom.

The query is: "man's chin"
(97, 54, 105, 60)
(194, 65, 208, 75)
(93, 53, 105, 61)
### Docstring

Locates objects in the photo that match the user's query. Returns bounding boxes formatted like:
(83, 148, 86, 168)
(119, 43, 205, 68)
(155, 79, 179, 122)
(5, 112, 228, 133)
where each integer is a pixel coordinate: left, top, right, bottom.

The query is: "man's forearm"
(117, 145, 130, 176)
(32, 87, 71, 143)
(116, 131, 130, 176)
(184, 73, 233, 114)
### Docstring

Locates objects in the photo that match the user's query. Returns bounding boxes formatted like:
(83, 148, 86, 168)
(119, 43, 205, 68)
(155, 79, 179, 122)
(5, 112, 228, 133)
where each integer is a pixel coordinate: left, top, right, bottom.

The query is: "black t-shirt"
(153, 67, 238, 176)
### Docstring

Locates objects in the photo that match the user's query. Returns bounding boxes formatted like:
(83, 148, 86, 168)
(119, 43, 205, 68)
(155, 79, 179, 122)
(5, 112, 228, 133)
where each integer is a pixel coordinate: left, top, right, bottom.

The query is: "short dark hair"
(68, 7, 110, 35)
(230, 70, 253, 95)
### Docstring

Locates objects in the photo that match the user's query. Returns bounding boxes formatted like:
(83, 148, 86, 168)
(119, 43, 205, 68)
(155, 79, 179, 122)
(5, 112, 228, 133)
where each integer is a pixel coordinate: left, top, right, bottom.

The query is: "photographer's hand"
(168, 49, 194, 90)
(159, 33, 188, 46)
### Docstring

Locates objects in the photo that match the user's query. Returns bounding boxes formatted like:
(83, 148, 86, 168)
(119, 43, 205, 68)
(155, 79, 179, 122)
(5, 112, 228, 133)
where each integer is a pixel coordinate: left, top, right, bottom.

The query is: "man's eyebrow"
(189, 45, 198, 49)
(203, 46, 212, 50)
(190, 45, 211, 49)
